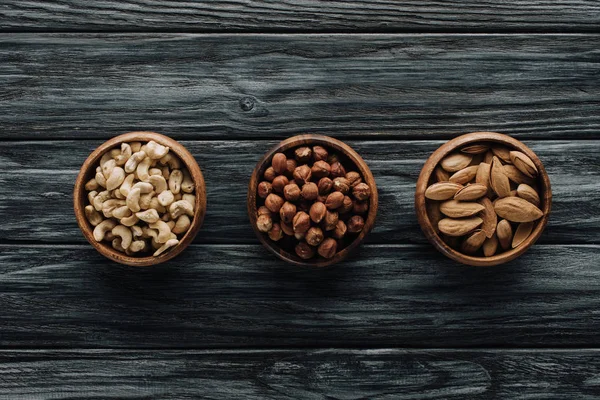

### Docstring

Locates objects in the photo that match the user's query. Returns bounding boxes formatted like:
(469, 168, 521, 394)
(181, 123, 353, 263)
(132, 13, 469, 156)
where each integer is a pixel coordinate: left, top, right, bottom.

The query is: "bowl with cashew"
(74, 131, 206, 266)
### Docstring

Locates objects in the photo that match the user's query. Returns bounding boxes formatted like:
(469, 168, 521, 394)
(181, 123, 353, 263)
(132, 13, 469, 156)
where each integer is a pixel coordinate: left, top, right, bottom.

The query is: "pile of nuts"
(83, 141, 196, 257)
(255, 145, 371, 260)
(425, 143, 544, 257)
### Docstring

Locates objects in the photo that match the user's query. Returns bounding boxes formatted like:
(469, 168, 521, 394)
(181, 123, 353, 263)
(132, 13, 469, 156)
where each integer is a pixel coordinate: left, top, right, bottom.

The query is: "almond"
(517, 183, 540, 207)
(484, 150, 494, 164)
(434, 166, 450, 182)
(494, 197, 543, 222)
(509, 151, 538, 178)
(441, 153, 473, 172)
(461, 229, 486, 254)
(496, 219, 513, 250)
(512, 221, 534, 248)
(425, 182, 463, 200)
(503, 165, 536, 186)
(478, 197, 497, 238)
(438, 217, 483, 237)
(440, 200, 485, 218)
(454, 184, 488, 201)
(461, 144, 490, 155)
(449, 165, 479, 185)
(427, 201, 442, 234)
(490, 156, 511, 198)
(491, 145, 512, 163)
(476, 162, 491, 186)
(482, 233, 499, 256)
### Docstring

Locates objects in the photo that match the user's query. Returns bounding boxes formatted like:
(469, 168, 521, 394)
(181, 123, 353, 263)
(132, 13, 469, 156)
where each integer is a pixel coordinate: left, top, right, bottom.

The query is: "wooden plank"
(0, 34, 598, 140)
(0, 349, 599, 399)
(0, 243, 599, 348)
(1, 1, 599, 33)
(0, 140, 597, 244)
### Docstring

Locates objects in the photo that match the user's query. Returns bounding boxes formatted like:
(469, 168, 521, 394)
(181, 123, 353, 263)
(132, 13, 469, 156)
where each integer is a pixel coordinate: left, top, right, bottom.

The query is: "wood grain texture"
(0, 34, 599, 140)
(0, 140, 597, 244)
(1, 1, 599, 32)
(0, 243, 599, 348)
(1, 349, 600, 399)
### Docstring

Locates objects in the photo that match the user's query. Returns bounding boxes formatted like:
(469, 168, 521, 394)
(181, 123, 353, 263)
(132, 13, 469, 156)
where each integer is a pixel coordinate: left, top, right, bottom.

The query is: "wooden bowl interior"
(415, 132, 552, 267)
(248, 135, 378, 267)
(74, 131, 207, 266)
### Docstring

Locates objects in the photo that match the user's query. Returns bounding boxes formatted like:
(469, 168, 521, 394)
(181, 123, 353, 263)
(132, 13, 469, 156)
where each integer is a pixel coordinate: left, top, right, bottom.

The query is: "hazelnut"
(347, 215, 365, 233)
(257, 181, 272, 199)
(305, 227, 324, 247)
(256, 214, 273, 233)
(257, 206, 272, 217)
(265, 193, 284, 213)
(345, 171, 362, 187)
(272, 175, 289, 193)
(301, 182, 319, 201)
(333, 177, 350, 194)
(318, 238, 337, 259)
(292, 211, 311, 234)
(281, 220, 294, 236)
(293, 165, 312, 185)
(316, 194, 328, 203)
(318, 177, 333, 195)
(285, 159, 297, 177)
(279, 201, 297, 224)
(268, 223, 284, 241)
(295, 242, 315, 259)
(295, 147, 312, 163)
(264, 166, 277, 182)
(323, 210, 339, 231)
(283, 183, 301, 201)
(330, 161, 346, 178)
(313, 146, 328, 162)
(311, 160, 331, 179)
(309, 201, 327, 223)
(325, 191, 344, 210)
(339, 196, 353, 214)
(295, 232, 305, 240)
(353, 201, 369, 214)
(333, 220, 347, 239)
(352, 183, 371, 201)
(327, 154, 340, 164)
(272, 153, 288, 175)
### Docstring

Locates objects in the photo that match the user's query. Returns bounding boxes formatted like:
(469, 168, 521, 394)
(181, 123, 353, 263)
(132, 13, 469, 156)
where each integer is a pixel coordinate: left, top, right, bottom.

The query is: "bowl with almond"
(415, 131, 551, 266)
(248, 134, 378, 267)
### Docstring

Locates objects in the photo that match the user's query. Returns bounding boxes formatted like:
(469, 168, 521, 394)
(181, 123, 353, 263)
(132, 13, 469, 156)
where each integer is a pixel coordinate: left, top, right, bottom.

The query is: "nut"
(257, 206, 272, 217)
(279, 201, 297, 224)
(352, 183, 371, 201)
(285, 159, 297, 177)
(305, 227, 324, 247)
(293, 165, 312, 185)
(311, 160, 331, 179)
(347, 215, 365, 233)
(333, 177, 350, 194)
(325, 191, 344, 210)
(264, 167, 277, 182)
(271, 175, 289, 193)
(313, 146, 328, 161)
(256, 214, 273, 233)
(283, 183, 301, 201)
(318, 177, 333, 195)
(329, 162, 346, 178)
(295, 147, 312, 163)
(301, 182, 319, 201)
(295, 242, 315, 259)
(339, 196, 353, 214)
(309, 202, 327, 223)
(281, 220, 294, 236)
(265, 193, 285, 213)
(333, 220, 347, 239)
(345, 171, 362, 187)
(292, 211, 311, 234)
(268, 223, 284, 241)
(353, 201, 369, 215)
(258, 181, 273, 199)
(318, 238, 337, 259)
(272, 153, 288, 175)
(323, 210, 339, 231)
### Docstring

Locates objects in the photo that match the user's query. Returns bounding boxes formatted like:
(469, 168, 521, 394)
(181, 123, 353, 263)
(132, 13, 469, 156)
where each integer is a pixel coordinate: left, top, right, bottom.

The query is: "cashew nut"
(149, 168, 162, 176)
(95, 169, 107, 188)
(173, 215, 191, 234)
(111, 225, 133, 249)
(120, 214, 139, 227)
(85, 178, 99, 191)
(112, 238, 126, 252)
(102, 199, 126, 218)
(93, 190, 112, 211)
(129, 240, 146, 253)
(131, 181, 153, 194)
(149, 175, 167, 193)
(119, 174, 135, 197)
(166, 220, 176, 230)
(114, 143, 132, 166)
(139, 192, 154, 210)
(136, 209, 160, 223)
(113, 189, 125, 200)
(131, 225, 143, 239)
(106, 166, 125, 191)
(112, 205, 132, 219)
(100, 149, 120, 168)
(85, 205, 103, 226)
(102, 159, 117, 179)
(93, 219, 117, 242)
(88, 190, 98, 205)
(126, 188, 142, 212)
(161, 166, 170, 180)
(151, 237, 162, 250)
(149, 197, 166, 213)
(136, 157, 152, 182)
(160, 153, 181, 170)
(158, 190, 175, 207)
(173, 193, 182, 201)
(149, 221, 172, 243)
(169, 200, 194, 219)
(104, 232, 115, 241)
(182, 194, 195, 207)
(145, 141, 170, 159)
(169, 170, 183, 194)
(161, 213, 171, 222)
(181, 170, 194, 193)
(124, 151, 147, 173)
(153, 238, 179, 257)
(130, 142, 142, 153)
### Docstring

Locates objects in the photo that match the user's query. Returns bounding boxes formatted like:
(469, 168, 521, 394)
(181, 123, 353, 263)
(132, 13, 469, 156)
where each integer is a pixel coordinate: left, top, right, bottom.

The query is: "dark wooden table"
(1, 2, 599, 398)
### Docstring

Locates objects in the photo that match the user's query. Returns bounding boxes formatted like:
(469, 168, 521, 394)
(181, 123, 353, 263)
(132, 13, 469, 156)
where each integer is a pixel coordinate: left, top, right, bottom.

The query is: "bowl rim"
(415, 131, 552, 267)
(73, 131, 207, 266)
(247, 134, 378, 267)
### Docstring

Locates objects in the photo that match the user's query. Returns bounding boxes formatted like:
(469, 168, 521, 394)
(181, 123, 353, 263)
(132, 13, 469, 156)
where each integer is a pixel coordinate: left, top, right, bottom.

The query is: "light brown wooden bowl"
(248, 135, 378, 267)
(415, 132, 552, 267)
(74, 131, 207, 266)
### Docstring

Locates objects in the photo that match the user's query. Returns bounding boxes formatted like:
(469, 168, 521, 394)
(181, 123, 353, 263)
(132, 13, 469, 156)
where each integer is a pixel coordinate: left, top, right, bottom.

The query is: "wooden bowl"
(248, 135, 378, 267)
(74, 131, 207, 266)
(415, 132, 552, 267)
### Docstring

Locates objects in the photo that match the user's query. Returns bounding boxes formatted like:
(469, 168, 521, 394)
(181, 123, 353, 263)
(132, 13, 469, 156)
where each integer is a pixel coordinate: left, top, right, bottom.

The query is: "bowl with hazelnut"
(74, 131, 207, 266)
(415, 131, 552, 267)
(248, 135, 378, 267)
